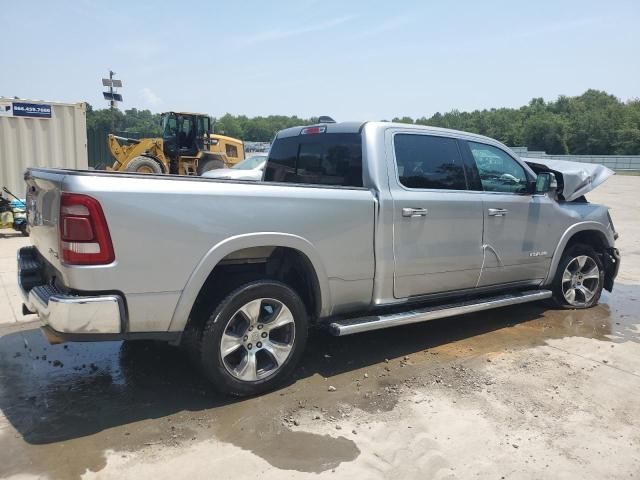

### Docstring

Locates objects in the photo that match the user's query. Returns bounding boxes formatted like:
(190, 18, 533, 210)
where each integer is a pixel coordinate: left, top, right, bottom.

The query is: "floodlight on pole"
(103, 92, 123, 102)
(101, 69, 123, 131)
(101, 70, 123, 110)
(102, 78, 122, 88)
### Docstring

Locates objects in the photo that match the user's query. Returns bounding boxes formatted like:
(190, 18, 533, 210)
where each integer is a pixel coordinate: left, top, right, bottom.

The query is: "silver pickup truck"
(19, 121, 620, 396)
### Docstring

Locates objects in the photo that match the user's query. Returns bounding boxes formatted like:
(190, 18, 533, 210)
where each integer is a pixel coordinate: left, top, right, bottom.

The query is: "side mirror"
(535, 172, 558, 195)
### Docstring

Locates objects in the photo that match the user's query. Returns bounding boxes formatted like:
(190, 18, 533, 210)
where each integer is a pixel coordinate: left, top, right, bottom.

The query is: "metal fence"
(510, 147, 640, 172)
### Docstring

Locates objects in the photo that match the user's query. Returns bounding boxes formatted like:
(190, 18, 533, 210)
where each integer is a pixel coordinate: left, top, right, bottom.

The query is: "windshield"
(233, 155, 267, 170)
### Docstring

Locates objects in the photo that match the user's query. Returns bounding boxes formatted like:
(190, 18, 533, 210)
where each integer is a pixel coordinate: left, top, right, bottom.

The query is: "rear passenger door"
(390, 133, 484, 299)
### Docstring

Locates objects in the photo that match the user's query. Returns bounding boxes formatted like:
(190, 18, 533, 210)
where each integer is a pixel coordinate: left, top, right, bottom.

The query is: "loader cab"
(161, 112, 213, 158)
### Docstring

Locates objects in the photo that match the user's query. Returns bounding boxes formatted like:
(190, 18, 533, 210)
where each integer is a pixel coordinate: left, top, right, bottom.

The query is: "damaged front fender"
(524, 157, 614, 202)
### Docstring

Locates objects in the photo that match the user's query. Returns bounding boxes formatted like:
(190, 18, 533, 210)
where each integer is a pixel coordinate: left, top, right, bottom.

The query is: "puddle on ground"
(0, 283, 638, 479)
(212, 405, 360, 473)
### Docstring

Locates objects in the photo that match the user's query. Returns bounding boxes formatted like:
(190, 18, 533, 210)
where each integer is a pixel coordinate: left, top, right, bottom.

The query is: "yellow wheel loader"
(107, 112, 245, 175)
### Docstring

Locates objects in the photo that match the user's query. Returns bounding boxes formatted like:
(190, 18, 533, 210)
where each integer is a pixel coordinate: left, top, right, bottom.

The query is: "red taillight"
(59, 193, 115, 265)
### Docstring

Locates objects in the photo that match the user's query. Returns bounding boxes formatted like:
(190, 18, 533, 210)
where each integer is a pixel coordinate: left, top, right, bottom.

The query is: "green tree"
(85, 90, 640, 154)
(391, 116, 414, 124)
(523, 113, 569, 154)
(214, 113, 244, 138)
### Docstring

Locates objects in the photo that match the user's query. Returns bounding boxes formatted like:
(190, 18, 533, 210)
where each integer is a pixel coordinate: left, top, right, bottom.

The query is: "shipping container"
(0, 97, 87, 197)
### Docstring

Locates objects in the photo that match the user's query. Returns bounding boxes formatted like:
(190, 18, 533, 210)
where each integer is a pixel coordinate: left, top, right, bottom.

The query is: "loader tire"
(125, 156, 163, 174)
(197, 159, 225, 175)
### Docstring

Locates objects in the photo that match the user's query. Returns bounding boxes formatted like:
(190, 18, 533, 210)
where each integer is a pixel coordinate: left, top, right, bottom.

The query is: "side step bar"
(328, 289, 552, 336)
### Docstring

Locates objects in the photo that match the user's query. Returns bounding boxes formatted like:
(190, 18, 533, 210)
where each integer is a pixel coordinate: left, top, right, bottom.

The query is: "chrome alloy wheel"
(561, 255, 601, 307)
(220, 298, 296, 382)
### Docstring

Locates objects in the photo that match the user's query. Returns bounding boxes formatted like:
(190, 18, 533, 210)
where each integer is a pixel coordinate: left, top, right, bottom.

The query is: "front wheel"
(198, 281, 309, 396)
(125, 156, 163, 174)
(552, 243, 604, 309)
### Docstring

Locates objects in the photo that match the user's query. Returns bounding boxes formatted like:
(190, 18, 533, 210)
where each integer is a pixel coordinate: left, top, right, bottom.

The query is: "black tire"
(197, 280, 309, 396)
(197, 158, 225, 175)
(125, 156, 163, 174)
(552, 243, 604, 309)
(14, 221, 28, 236)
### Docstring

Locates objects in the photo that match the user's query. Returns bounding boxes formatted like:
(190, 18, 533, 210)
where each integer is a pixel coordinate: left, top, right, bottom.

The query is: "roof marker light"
(301, 126, 326, 135)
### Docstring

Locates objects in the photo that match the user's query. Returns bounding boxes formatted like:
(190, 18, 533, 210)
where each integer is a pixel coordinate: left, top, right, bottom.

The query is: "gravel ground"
(0, 175, 639, 479)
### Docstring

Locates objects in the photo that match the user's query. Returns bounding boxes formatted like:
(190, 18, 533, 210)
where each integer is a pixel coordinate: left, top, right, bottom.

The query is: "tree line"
(87, 89, 640, 155)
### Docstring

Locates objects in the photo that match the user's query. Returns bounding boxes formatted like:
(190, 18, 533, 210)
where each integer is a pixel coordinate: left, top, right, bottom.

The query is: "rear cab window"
(265, 131, 363, 187)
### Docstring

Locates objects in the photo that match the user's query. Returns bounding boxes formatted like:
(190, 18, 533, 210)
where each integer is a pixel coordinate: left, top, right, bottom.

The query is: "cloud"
(141, 87, 162, 107)
(240, 15, 354, 46)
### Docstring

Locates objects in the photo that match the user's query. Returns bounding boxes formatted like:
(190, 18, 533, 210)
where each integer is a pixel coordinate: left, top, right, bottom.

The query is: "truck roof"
(163, 111, 209, 116)
(275, 121, 510, 148)
(276, 121, 366, 138)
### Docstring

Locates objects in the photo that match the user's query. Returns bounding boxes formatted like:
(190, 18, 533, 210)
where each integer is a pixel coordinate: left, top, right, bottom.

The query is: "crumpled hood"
(523, 157, 615, 202)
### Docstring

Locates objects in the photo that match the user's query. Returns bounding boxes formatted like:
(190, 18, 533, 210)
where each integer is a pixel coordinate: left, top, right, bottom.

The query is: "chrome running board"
(328, 289, 552, 336)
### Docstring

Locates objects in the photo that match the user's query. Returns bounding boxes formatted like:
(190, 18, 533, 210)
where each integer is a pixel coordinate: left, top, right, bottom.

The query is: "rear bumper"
(25, 284, 124, 334)
(18, 246, 124, 337)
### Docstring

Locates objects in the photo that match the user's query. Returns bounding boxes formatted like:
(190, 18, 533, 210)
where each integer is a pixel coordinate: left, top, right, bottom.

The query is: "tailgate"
(25, 168, 67, 272)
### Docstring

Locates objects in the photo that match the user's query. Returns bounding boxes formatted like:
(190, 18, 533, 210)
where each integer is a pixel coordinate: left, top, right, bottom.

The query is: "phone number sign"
(13, 102, 52, 118)
(0, 102, 53, 119)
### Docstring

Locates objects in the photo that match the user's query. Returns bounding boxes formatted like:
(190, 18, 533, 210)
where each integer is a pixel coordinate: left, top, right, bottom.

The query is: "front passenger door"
(464, 141, 551, 287)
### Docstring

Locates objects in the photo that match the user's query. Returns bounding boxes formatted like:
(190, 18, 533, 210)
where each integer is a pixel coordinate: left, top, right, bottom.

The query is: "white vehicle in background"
(202, 155, 267, 180)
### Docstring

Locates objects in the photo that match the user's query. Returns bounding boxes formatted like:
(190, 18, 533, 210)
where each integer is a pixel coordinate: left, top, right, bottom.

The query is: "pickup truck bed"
(22, 168, 375, 335)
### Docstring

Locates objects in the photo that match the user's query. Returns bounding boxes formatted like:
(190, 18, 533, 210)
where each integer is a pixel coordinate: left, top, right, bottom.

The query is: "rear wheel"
(197, 280, 309, 396)
(125, 156, 163, 174)
(552, 243, 604, 309)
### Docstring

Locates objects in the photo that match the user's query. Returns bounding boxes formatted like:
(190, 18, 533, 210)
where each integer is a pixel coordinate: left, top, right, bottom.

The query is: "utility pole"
(109, 70, 116, 111)
(102, 71, 123, 132)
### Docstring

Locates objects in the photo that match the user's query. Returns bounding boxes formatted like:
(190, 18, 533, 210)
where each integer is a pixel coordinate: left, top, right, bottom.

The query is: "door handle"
(402, 207, 428, 218)
(488, 208, 508, 217)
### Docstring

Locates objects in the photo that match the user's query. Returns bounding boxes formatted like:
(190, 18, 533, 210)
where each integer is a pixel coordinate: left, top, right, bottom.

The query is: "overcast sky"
(1, 0, 638, 120)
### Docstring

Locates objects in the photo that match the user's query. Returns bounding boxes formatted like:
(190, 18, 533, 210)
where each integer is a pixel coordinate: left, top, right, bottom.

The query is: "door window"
(394, 134, 467, 190)
(226, 144, 238, 158)
(180, 117, 192, 136)
(162, 114, 177, 136)
(467, 142, 529, 194)
(197, 116, 210, 135)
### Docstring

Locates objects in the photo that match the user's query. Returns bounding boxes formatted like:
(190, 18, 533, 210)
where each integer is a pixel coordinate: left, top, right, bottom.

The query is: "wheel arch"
(543, 221, 615, 286)
(168, 233, 331, 333)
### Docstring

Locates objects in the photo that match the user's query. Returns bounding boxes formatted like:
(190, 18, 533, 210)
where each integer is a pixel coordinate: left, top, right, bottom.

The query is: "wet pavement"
(1, 283, 638, 478)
